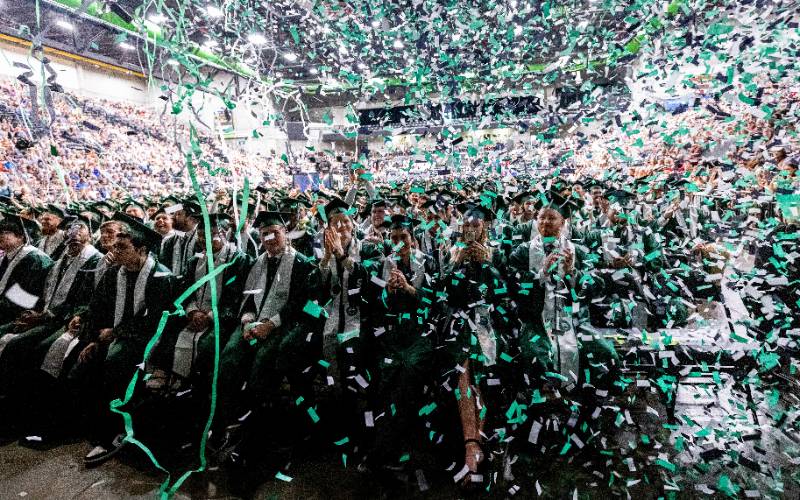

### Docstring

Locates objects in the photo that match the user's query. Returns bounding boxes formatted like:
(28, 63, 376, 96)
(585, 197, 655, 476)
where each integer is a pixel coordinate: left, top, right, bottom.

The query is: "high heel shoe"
(459, 438, 486, 491)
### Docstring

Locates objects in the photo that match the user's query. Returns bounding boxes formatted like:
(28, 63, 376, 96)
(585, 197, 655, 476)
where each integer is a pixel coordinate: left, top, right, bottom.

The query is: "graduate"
(211, 210, 318, 452)
(438, 203, 514, 489)
(0, 212, 53, 326)
(0, 218, 100, 383)
(74, 213, 175, 466)
(148, 213, 252, 390)
(36, 205, 69, 261)
(360, 214, 436, 472)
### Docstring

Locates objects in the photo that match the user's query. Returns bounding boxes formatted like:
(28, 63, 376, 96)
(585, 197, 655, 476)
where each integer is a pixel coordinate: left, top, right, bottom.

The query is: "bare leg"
(457, 360, 485, 476)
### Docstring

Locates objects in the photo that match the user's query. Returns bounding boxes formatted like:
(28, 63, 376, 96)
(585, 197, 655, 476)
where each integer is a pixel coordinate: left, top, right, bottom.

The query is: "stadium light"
(56, 20, 74, 31)
(248, 33, 267, 45)
(283, 52, 298, 62)
(309, 67, 319, 74)
(148, 13, 167, 24)
(119, 42, 135, 51)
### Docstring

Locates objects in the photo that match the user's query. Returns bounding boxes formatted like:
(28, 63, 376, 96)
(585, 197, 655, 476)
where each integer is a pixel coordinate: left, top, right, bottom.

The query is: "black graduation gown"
(0, 246, 53, 321)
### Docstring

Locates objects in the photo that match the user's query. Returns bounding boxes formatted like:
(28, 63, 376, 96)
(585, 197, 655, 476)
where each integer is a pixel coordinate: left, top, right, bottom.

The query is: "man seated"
(0, 218, 99, 390)
(0, 212, 53, 329)
(211, 210, 319, 455)
(67, 213, 175, 466)
(149, 213, 252, 390)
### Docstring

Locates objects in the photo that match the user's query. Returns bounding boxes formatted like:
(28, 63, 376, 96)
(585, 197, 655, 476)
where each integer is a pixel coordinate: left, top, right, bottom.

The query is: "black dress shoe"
(84, 434, 127, 467)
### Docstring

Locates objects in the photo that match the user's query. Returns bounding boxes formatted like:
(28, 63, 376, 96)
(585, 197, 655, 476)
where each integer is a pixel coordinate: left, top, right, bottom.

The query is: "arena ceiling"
(0, 0, 646, 96)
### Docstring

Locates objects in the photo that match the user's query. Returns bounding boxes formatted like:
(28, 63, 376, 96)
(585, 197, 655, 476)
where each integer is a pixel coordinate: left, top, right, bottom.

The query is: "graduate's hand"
(188, 310, 210, 332)
(103, 251, 116, 266)
(466, 241, 489, 262)
(67, 315, 81, 334)
(98, 328, 114, 343)
(543, 253, 561, 272)
(563, 248, 574, 272)
(249, 321, 275, 340)
(324, 228, 344, 259)
(78, 342, 99, 364)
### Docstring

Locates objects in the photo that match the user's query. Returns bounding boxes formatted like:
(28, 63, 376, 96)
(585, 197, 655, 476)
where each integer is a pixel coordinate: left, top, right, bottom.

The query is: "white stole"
(0, 245, 35, 293)
(190, 243, 234, 313)
(113, 254, 156, 328)
(43, 245, 100, 311)
(321, 240, 362, 362)
(38, 230, 64, 256)
(528, 232, 579, 388)
(241, 247, 297, 322)
(40, 330, 80, 378)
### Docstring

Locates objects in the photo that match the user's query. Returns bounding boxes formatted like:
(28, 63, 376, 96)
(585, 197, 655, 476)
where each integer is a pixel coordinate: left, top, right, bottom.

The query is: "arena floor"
(2, 374, 798, 499)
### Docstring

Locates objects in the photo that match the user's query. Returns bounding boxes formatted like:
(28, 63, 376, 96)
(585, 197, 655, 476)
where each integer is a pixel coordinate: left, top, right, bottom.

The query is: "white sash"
(0, 245, 35, 293)
(40, 330, 80, 378)
(528, 233, 579, 387)
(38, 230, 64, 256)
(43, 245, 100, 311)
(321, 240, 362, 363)
(113, 254, 156, 328)
(241, 247, 297, 322)
(381, 249, 426, 289)
(191, 243, 234, 312)
(171, 329, 204, 378)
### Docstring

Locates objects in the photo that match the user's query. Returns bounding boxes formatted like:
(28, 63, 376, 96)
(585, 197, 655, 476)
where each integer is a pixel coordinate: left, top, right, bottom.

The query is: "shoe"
(84, 434, 127, 467)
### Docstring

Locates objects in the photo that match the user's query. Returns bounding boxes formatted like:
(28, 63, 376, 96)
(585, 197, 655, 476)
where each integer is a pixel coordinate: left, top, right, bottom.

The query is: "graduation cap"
(197, 213, 233, 231)
(534, 191, 581, 218)
(0, 210, 40, 240)
(111, 212, 162, 253)
(78, 208, 107, 233)
(180, 201, 203, 218)
(389, 214, 419, 231)
(280, 196, 311, 212)
(388, 195, 412, 210)
(42, 204, 68, 219)
(361, 198, 390, 218)
(254, 211, 292, 228)
(322, 197, 352, 221)
(91, 200, 117, 216)
(511, 191, 537, 204)
(457, 202, 496, 222)
(604, 189, 635, 208)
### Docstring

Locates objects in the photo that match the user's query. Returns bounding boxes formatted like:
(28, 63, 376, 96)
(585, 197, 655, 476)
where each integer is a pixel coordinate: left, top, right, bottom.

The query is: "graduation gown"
(509, 233, 617, 392)
(0, 246, 100, 399)
(215, 248, 318, 427)
(36, 230, 67, 261)
(83, 255, 176, 394)
(150, 244, 253, 381)
(0, 245, 53, 321)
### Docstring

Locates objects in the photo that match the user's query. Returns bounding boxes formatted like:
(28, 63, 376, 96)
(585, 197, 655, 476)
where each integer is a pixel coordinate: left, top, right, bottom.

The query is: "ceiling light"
(119, 42, 135, 50)
(393, 39, 404, 49)
(248, 33, 267, 45)
(283, 52, 298, 62)
(206, 5, 223, 18)
(148, 13, 167, 24)
(56, 20, 74, 31)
